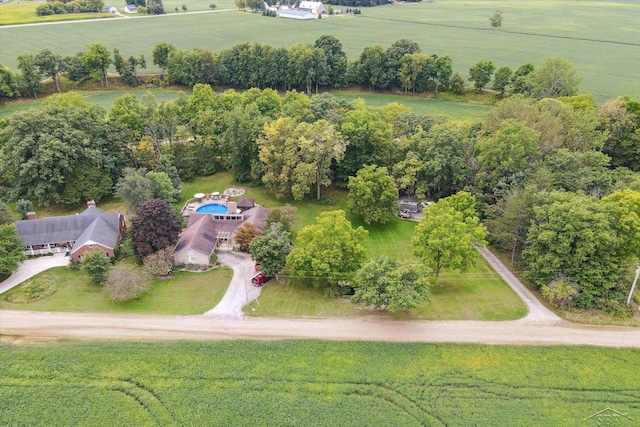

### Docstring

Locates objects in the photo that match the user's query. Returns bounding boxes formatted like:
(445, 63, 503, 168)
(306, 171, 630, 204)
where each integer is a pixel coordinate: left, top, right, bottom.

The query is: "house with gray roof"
(15, 201, 125, 261)
(173, 205, 270, 266)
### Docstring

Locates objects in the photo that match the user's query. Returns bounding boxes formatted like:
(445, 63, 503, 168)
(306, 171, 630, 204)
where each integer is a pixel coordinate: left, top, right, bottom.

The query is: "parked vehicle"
(399, 209, 412, 219)
(251, 272, 272, 286)
(254, 262, 260, 271)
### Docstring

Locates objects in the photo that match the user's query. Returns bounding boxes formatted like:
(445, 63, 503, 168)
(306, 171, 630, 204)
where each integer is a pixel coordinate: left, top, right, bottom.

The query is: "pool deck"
(182, 195, 229, 216)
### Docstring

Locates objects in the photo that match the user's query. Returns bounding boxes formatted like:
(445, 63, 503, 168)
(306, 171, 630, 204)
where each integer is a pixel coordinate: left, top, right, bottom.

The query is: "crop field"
(1, 340, 639, 426)
(0, 1, 113, 25)
(1, 0, 639, 100)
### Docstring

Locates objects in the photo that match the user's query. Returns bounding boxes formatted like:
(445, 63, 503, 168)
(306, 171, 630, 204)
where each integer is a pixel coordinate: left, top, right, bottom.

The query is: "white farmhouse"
(298, 1, 325, 16)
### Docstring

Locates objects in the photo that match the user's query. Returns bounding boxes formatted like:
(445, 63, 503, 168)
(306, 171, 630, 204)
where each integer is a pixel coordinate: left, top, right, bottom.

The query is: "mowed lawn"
(1, 341, 639, 426)
(1, 0, 639, 100)
(0, 266, 232, 315)
(247, 256, 527, 320)
(0, 1, 113, 25)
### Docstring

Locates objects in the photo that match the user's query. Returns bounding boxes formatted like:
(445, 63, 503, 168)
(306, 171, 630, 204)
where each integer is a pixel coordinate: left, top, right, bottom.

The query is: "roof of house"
(15, 206, 121, 248)
(279, 9, 316, 18)
(175, 206, 271, 255)
(242, 206, 270, 232)
(123, 4, 138, 12)
(174, 214, 218, 256)
(299, 1, 324, 9)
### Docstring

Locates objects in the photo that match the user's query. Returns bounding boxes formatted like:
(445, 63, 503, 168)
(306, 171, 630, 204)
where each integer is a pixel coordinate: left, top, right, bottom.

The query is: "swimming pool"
(195, 203, 228, 214)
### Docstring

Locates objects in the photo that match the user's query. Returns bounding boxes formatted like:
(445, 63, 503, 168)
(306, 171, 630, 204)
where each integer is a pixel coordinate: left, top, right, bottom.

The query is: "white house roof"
(299, 1, 323, 9)
(279, 9, 315, 19)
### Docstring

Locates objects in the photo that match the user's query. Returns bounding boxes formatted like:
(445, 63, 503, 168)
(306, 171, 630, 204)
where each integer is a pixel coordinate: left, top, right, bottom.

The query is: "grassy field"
(1, 1, 638, 100)
(246, 257, 527, 320)
(0, 266, 232, 314)
(0, 1, 114, 25)
(0, 87, 490, 122)
(1, 340, 639, 425)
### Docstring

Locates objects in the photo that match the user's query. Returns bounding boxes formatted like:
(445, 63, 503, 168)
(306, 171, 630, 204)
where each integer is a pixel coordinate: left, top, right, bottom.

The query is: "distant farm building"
(123, 4, 138, 13)
(278, 1, 324, 19)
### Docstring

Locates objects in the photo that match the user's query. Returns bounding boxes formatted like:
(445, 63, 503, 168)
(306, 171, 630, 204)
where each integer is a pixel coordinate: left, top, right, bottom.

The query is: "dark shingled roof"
(15, 206, 121, 249)
(174, 214, 217, 256)
(241, 206, 269, 232)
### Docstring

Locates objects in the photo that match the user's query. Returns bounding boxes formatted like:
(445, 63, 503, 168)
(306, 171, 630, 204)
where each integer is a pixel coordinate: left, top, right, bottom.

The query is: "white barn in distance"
(298, 1, 325, 15)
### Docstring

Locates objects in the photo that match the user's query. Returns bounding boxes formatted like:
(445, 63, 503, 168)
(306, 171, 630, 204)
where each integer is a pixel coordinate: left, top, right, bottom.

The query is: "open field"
(0, 88, 490, 122)
(1, 1, 639, 100)
(246, 257, 527, 320)
(0, 1, 113, 25)
(0, 266, 232, 314)
(1, 340, 639, 425)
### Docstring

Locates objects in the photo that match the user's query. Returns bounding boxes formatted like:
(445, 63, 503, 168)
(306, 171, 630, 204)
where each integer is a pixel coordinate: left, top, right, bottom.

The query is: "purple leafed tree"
(130, 199, 182, 257)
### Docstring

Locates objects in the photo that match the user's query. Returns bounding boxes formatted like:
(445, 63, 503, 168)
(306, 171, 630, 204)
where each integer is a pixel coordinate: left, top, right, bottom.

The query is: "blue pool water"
(196, 203, 228, 214)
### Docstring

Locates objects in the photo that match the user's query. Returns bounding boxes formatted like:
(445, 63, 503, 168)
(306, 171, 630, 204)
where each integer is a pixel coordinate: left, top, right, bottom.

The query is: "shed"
(237, 198, 255, 210)
(400, 201, 419, 213)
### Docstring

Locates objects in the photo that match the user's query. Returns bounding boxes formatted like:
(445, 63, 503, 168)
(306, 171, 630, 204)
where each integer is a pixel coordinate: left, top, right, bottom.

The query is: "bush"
(81, 248, 112, 285)
(235, 223, 261, 252)
(541, 279, 577, 308)
(143, 248, 174, 276)
(105, 264, 150, 302)
(5, 278, 56, 303)
(16, 199, 34, 220)
(210, 252, 217, 265)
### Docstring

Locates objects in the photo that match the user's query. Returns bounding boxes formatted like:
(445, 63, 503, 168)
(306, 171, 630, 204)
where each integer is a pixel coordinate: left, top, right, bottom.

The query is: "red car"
(251, 273, 272, 287)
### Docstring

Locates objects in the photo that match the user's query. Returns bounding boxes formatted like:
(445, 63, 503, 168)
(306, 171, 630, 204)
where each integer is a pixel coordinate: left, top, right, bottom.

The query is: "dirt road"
(1, 310, 638, 347)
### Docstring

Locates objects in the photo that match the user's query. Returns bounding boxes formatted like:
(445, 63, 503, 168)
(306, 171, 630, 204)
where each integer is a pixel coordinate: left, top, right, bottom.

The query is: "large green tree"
(152, 42, 175, 80)
(523, 192, 624, 309)
(314, 35, 348, 88)
(17, 54, 42, 99)
(348, 165, 398, 225)
(82, 43, 112, 87)
(352, 256, 431, 312)
(287, 210, 368, 286)
(34, 49, 65, 93)
(476, 119, 541, 192)
(412, 192, 487, 278)
(249, 222, 292, 277)
(468, 60, 495, 92)
(526, 56, 580, 99)
(81, 247, 112, 285)
(0, 224, 26, 274)
(0, 97, 110, 206)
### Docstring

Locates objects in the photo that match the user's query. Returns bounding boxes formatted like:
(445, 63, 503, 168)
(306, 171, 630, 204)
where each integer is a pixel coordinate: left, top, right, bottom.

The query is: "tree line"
(1, 36, 581, 102)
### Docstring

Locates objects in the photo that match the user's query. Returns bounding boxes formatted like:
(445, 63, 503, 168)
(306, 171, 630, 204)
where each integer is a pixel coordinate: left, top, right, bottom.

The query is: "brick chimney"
(26, 211, 37, 220)
(87, 200, 96, 208)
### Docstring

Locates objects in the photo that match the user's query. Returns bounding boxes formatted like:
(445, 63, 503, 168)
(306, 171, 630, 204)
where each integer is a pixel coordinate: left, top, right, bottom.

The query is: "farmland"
(1, 0, 639, 100)
(1, 340, 639, 425)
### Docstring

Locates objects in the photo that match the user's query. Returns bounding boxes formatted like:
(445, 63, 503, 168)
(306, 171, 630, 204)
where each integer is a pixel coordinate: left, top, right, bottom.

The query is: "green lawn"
(246, 256, 527, 320)
(0, 88, 489, 122)
(1, 0, 639, 100)
(1, 340, 638, 426)
(0, 266, 232, 314)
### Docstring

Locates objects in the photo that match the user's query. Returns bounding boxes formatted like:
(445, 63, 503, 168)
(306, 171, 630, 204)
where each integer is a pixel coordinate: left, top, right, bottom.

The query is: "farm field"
(0, 1, 113, 25)
(0, 88, 490, 122)
(0, 267, 233, 314)
(1, 0, 639, 100)
(1, 340, 639, 425)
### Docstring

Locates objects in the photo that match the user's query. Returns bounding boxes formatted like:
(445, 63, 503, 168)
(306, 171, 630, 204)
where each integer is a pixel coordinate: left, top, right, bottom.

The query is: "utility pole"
(627, 266, 640, 305)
